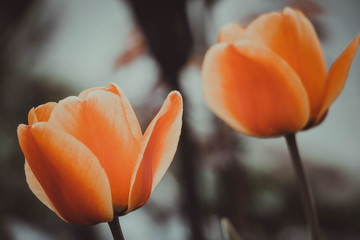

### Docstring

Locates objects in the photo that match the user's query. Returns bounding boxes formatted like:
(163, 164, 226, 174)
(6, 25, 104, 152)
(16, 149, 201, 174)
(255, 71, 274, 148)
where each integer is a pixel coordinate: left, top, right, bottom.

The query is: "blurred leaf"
(221, 217, 243, 240)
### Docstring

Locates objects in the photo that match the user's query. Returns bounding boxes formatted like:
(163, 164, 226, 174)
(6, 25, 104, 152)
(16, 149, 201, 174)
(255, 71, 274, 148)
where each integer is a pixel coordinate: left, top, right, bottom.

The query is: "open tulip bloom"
(17, 83, 183, 239)
(202, 7, 359, 137)
(202, 7, 359, 240)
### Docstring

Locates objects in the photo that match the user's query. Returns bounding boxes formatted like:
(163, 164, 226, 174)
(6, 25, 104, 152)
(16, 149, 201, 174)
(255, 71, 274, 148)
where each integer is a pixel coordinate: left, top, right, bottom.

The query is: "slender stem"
(285, 134, 321, 240)
(108, 217, 125, 240)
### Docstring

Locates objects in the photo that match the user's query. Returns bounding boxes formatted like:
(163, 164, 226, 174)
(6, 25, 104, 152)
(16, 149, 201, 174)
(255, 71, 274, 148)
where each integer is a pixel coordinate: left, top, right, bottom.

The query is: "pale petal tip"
(220, 22, 243, 32)
(218, 23, 246, 43)
(108, 82, 127, 97)
(283, 6, 293, 12)
(28, 108, 36, 125)
(108, 82, 120, 90)
(108, 82, 118, 87)
(283, 6, 305, 17)
(350, 33, 360, 55)
(283, 6, 297, 13)
(17, 124, 30, 136)
(168, 90, 183, 102)
(169, 91, 184, 114)
(355, 33, 360, 44)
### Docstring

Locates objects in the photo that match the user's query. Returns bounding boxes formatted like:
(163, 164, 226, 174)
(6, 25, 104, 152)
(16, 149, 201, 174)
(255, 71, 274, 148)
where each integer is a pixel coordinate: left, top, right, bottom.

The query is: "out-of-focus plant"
(201, 7, 359, 240)
(123, 1, 208, 239)
(221, 218, 243, 240)
(17, 83, 183, 239)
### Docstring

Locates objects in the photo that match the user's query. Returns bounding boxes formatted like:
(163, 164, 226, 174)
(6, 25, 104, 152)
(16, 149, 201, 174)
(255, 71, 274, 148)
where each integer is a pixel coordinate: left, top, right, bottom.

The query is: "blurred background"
(0, 0, 359, 239)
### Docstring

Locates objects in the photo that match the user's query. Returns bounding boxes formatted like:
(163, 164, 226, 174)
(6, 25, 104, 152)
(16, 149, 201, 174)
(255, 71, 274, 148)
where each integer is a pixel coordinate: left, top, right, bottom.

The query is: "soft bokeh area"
(1, 0, 359, 239)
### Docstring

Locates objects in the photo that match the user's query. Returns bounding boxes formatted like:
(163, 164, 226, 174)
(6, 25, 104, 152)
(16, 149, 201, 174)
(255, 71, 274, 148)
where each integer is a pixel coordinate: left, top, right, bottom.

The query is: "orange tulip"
(202, 7, 359, 137)
(17, 83, 183, 225)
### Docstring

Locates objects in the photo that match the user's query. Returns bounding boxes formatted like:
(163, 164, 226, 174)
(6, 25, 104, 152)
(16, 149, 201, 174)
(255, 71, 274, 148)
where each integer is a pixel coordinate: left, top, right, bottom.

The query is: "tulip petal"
(126, 146, 152, 213)
(49, 88, 142, 212)
(24, 161, 62, 218)
(218, 23, 246, 43)
(78, 83, 122, 99)
(241, 7, 327, 118)
(127, 91, 183, 212)
(78, 87, 105, 99)
(315, 34, 360, 123)
(18, 123, 113, 225)
(202, 41, 310, 136)
(28, 102, 57, 125)
(145, 91, 183, 190)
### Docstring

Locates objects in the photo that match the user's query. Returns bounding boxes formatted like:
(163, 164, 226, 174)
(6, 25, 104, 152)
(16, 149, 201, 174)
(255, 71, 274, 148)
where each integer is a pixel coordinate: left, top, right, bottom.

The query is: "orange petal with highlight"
(28, 102, 57, 125)
(48, 86, 142, 212)
(127, 91, 183, 212)
(244, 7, 327, 118)
(18, 123, 113, 225)
(202, 41, 310, 137)
(315, 34, 360, 123)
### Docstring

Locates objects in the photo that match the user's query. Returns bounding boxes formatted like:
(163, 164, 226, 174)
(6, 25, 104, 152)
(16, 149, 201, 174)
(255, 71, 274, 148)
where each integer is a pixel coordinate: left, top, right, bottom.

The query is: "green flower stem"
(285, 134, 321, 240)
(108, 217, 125, 240)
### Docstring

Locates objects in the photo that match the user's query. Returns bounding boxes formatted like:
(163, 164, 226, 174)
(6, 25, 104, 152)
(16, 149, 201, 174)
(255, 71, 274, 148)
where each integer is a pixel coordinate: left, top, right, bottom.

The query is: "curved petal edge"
(17, 123, 113, 225)
(127, 91, 183, 213)
(315, 34, 360, 124)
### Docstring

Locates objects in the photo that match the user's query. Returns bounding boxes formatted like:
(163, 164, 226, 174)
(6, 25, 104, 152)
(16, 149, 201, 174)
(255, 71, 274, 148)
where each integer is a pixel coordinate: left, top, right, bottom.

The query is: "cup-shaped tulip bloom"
(17, 83, 183, 225)
(202, 7, 359, 137)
